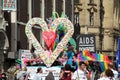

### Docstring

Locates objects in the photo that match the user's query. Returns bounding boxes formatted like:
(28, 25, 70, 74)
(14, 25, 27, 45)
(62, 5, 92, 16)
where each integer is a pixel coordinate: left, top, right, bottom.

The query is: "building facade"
(75, 0, 120, 60)
(0, 0, 120, 69)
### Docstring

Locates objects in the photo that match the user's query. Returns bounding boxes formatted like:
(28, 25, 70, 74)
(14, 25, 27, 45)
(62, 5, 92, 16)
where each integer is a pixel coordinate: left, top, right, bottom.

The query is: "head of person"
(67, 43, 74, 51)
(64, 64, 71, 71)
(105, 69, 114, 78)
(22, 67, 27, 71)
(79, 62, 86, 71)
(37, 67, 42, 73)
(118, 64, 120, 72)
(45, 72, 54, 80)
(108, 63, 116, 70)
(100, 72, 106, 78)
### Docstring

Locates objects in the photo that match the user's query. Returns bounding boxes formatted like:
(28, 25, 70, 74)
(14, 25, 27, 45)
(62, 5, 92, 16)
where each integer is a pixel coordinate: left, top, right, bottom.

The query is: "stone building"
(75, 0, 120, 60)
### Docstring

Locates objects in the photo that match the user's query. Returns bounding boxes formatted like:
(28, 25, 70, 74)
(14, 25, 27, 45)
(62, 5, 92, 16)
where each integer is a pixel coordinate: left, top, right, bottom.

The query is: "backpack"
(61, 71, 71, 80)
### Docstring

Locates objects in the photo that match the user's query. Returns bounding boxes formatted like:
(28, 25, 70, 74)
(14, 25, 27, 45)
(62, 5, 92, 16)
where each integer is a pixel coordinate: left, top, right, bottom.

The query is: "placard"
(27, 66, 61, 80)
(76, 34, 96, 52)
(2, 0, 17, 11)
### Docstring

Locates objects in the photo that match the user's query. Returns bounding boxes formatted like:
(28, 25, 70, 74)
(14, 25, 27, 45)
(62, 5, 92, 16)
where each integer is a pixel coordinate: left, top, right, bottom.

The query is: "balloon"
(42, 31, 56, 48)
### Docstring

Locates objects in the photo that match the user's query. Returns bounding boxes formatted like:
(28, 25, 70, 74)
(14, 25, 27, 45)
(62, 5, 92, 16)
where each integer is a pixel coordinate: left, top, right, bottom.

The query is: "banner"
(27, 66, 61, 80)
(2, 0, 17, 11)
(19, 49, 32, 68)
(116, 38, 120, 68)
(76, 34, 96, 52)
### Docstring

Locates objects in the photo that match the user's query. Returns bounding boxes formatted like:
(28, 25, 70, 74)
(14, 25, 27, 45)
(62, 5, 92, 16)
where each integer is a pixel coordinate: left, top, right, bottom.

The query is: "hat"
(118, 64, 120, 68)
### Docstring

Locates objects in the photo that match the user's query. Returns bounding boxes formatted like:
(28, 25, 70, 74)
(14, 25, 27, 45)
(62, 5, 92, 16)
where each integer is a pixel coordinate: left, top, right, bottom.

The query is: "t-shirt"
(98, 77, 115, 80)
(72, 69, 87, 80)
(111, 69, 118, 79)
(66, 50, 74, 66)
(33, 73, 42, 80)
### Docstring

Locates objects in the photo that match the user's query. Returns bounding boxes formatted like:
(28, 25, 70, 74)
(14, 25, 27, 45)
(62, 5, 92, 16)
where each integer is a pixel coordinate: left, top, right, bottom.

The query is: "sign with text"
(2, 0, 17, 11)
(76, 34, 96, 52)
(27, 66, 61, 80)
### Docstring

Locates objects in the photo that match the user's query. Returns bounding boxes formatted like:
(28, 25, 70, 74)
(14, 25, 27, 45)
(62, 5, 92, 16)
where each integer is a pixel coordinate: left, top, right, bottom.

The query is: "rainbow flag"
(99, 61, 108, 71)
(92, 53, 110, 71)
(78, 50, 111, 71)
(82, 50, 96, 61)
(77, 53, 86, 61)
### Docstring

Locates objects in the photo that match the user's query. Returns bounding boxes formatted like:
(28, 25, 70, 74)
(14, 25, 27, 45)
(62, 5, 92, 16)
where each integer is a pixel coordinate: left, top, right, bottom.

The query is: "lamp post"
(99, 0, 104, 53)
(0, 48, 8, 70)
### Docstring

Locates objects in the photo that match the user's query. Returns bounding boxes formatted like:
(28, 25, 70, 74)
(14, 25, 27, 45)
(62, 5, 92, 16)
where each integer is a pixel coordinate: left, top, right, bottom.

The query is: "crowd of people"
(0, 43, 120, 80)
(0, 62, 120, 80)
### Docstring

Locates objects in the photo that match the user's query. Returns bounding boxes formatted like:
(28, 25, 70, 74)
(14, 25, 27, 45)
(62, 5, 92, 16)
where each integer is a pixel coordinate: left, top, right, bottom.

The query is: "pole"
(28, 0, 32, 50)
(99, 0, 104, 53)
(41, 0, 45, 19)
(11, 11, 17, 52)
(71, 0, 74, 23)
(53, 0, 56, 12)
(63, 0, 65, 14)
(41, 0, 45, 46)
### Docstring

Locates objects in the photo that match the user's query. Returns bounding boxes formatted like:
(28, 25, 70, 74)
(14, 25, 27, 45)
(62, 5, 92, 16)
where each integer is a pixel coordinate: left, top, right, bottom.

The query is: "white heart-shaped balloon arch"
(25, 18, 74, 67)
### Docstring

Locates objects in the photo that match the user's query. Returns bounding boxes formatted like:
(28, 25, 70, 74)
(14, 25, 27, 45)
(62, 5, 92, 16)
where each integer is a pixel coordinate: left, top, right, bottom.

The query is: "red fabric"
(0, 74, 2, 78)
(61, 72, 71, 80)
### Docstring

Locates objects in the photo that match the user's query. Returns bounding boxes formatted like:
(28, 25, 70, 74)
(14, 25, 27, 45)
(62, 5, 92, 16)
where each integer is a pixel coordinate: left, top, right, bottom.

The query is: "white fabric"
(72, 69, 87, 80)
(98, 77, 115, 80)
(33, 73, 42, 80)
(111, 69, 118, 79)
(16, 71, 27, 80)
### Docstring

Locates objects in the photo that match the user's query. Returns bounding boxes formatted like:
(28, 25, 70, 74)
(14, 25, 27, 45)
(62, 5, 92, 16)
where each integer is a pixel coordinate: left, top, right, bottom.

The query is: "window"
(90, 12, 94, 26)
(74, 0, 80, 4)
(89, 0, 94, 4)
(74, 13, 79, 24)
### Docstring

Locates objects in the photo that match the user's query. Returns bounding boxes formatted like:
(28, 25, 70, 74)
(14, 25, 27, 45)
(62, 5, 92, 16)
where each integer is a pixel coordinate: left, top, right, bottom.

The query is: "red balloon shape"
(42, 31, 56, 48)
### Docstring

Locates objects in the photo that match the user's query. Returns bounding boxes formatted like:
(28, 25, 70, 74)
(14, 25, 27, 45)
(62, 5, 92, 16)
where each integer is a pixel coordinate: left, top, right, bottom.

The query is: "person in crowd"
(1, 73, 7, 80)
(33, 67, 42, 80)
(71, 62, 90, 80)
(118, 64, 120, 78)
(108, 63, 118, 79)
(72, 51, 78, 72)
(16, 67, 28, 80)
(98, 72, 106, 80)
(98, 69, 115, 80)
(0, 69, 2, 79)
(66, 44, 75, 68)
(45, 72, 55, 80)
(59, 64, 73, 80)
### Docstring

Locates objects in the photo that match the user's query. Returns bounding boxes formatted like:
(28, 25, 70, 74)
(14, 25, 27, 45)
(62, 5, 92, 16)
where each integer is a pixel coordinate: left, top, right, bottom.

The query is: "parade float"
(15, 12, 111, 80)
(19, 12, 74, 80)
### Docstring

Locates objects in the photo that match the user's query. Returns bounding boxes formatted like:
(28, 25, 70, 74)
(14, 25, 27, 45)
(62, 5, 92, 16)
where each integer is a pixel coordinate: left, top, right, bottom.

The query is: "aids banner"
(76, 34, 96, 52)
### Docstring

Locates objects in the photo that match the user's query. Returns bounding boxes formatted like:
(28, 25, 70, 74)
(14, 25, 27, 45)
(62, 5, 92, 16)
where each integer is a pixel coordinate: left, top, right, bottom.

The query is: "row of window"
(74, 12, 94, 26)
(74, 0, 94, 4)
